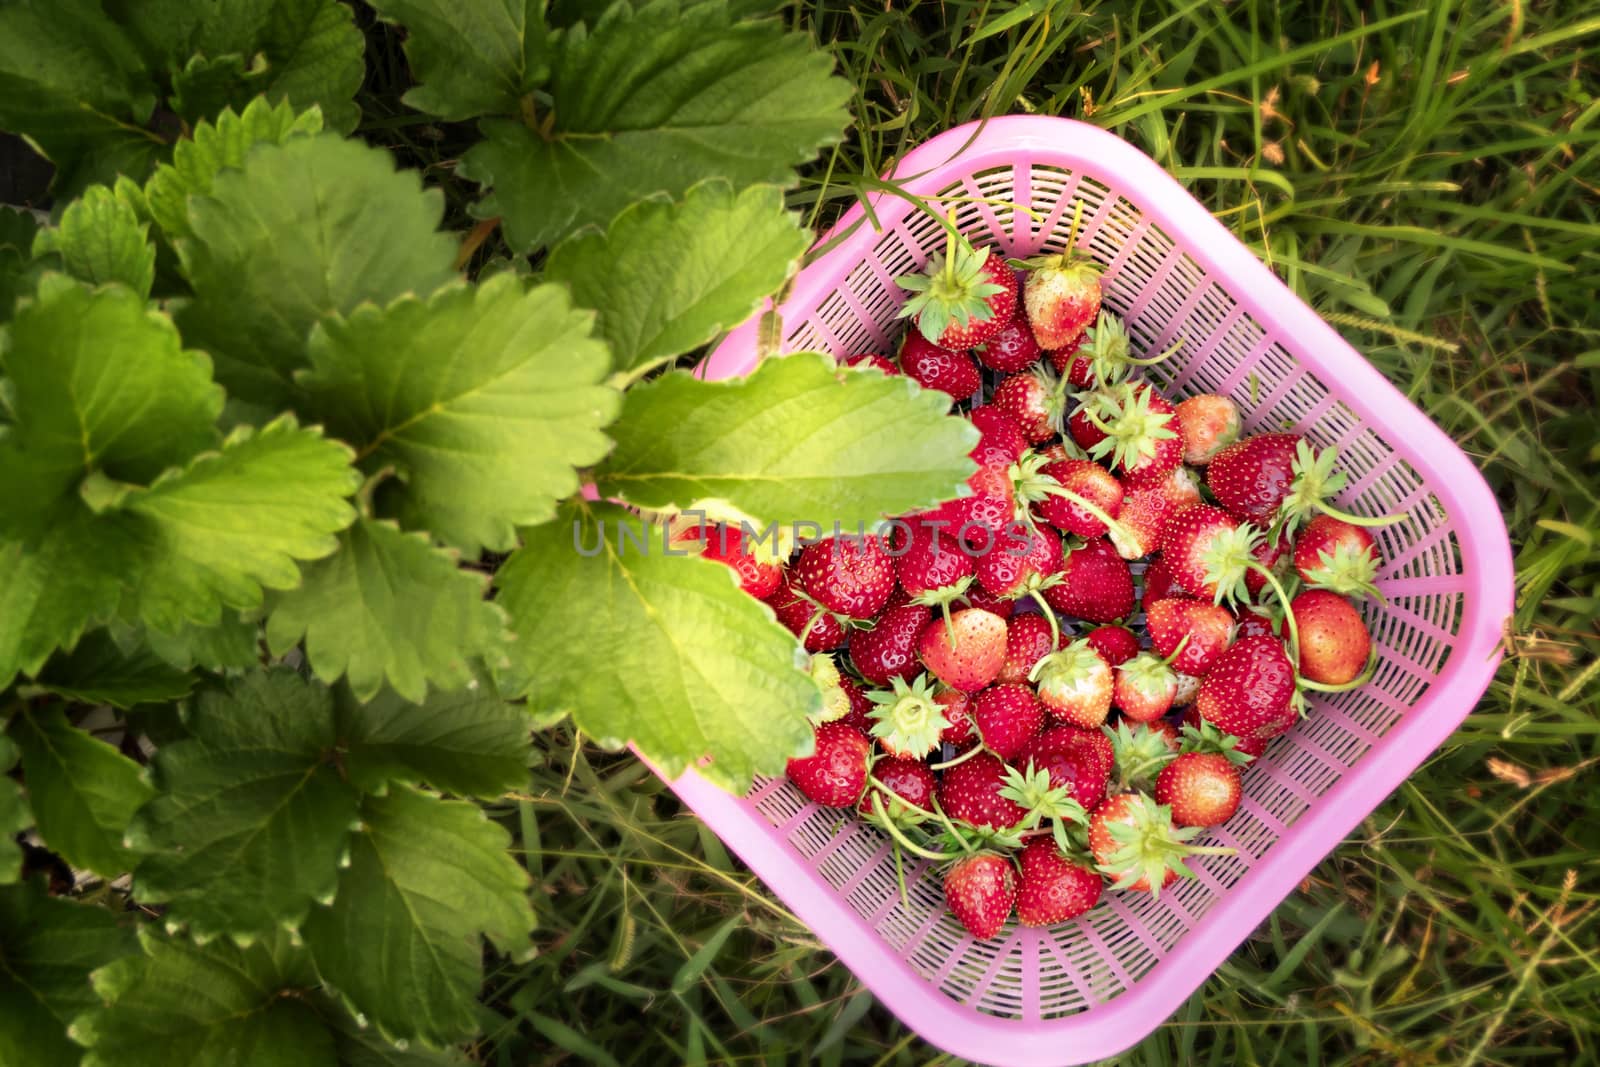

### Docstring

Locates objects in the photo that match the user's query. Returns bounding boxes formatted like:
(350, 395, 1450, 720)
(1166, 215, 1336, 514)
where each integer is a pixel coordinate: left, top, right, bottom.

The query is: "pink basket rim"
(661, 115, 1514, 1066)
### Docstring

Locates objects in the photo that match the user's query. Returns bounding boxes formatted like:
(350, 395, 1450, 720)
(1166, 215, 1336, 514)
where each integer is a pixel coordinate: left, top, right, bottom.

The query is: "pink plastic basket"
(661, 117, 1514, 1065)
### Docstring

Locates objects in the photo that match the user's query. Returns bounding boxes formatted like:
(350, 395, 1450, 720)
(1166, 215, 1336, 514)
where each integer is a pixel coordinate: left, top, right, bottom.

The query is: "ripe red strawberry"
(1031, 639, 1113, 728)
(997, 612, 1065, 685)
(1110, 465, 1200, 560)
(1182, 705, 1269, 760)
(837, 672, 875, 734)
(1077, 382, 1181, 487)
(894, 522, 974, 626)
(1145, 598, 1235, 675)
(972, 683, 1045, 760)
(1085, 624, 1140, 667)
(1233, 607, 1276, 640)
(1244, 529, 1290, 599)
(841, 353, 899, 375)
(1030, 458, 1123, 539)
(766, 573, 847, 651)
(1173, 394, 1241, 465)
(968, 406, 1028, 468)
(786, 721, 870, 808)
(933, 460, 1016, 551)
(897, 236, 1018, 350)
(976, 522, 1062, 600)
(1284, 589, 1371, 685)
(1139, 554, 1186, 613)
(1015, 837, 1103, 925)
(1089, 792, 1210, 896)
(1047, 334, 1091, 382)
(918, 608, 1007, 692)
(1155, 752, 1242, 827)
(974, 316, 1042, 373)
(1041, 538, 1134, 623)
(1159, 504, 1257, 603)
(795, 536, 895, 620)
(673, 522, 784, 599)
(992, 367, 1068, 443)
(849, 602, 930, 686)
(944, 852, 1018, 940)
(1294, 515, 1382, 599)
(1017, 725, 1113, 811)
(859, 756, 936, 820)
(1207, 432, 1298, 523)
(939, 752, 1028, 831)
(961, 581, 1015, 619)
(935, 688, 976, 745)
(1196, 635, 1298, 741)
(898, 330, 982, 401)
(1112, 652, 1178, 722)
(1019, 243, 1103, 350)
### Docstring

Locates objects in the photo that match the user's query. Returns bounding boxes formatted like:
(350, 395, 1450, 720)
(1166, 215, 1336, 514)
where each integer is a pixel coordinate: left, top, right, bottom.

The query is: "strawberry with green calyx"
(1048, 334, 1094, 384)
(1102, 720, 1178, 794)
(898, 330, 982, 401)
(943, 852, 1019, 939)
(766, 572, 848, 651)
(1109, 464, 1201, 560)
(1085, 624, 1140, 667)
(795, 535, 895, 620)
(918, 608, 1008, 692)
(997, 762, 1090, 831)
(1030, 638, 1114, 729)
(1182, 708, 1268, 760)
(1173, 394, 1241, 465)
(1161, 503, 1259, 604)
(1147, 718, 1182, 751)
(1282, 589, 1377, 689)
(1009, 449, 1132, 543)
(1018, 725, 1114, 811)
(1209, 433, 1402, 537)
(1089, 792, 1234, 897)
(974, 315, 1043, 373)
(1112, 651, 1180, 723)
(865, 672, 949, 758)
(786, 721, 871, 808)
(997, 612, 1066, 685)
(896, 220, 1018, 349)
(993, 365, 1071, 443)
(841, 353, 899, 375)
(1015, 836, 1104, 925)
(1154, 752, 1242, 828)
(1015, 204, 1103, 350)
(960, 581, 1015, 619)
(972, 683, 1046, 761)
(974, 522, 1067, 648)
(859, 756, 937, 822)
(1041, 536, 1135, 623)
(894, 522, 974, 635)
(1074, 311, 1182, 389)
(938, 751, 1030, 832)
(1195, 634, 1299, 742)
(1075, 382, 1182, 488)
(809, 654, 852, 725)
(1145, 597, 1235, 676)
(848, 602, 929, 687)
(1294, 515, 1383, 600)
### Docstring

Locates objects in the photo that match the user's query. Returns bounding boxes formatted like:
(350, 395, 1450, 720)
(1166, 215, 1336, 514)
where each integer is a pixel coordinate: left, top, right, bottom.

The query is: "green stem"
(1123, 339, 1184, 366)
(929, 798, 980, 854)
(1298, 646, 1381, 693)
(1027, 591, 1062, 649)
(1248, 561, 1300, 667)
(875, 812, 957, 862)
(1315, 500, 1406, 527)
(930, 744, 984, 772)
(925, 192, 1048, 223)
(1036, 483, 1137, 544)
(940, 207, 960, 287)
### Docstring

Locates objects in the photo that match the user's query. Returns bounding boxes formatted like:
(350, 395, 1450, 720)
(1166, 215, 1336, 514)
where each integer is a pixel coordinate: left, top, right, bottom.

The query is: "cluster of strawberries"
(680, 213, 1392, 940)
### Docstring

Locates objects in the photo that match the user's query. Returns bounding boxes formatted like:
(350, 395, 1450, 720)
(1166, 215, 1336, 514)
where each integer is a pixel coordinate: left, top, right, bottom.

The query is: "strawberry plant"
(0, 2, 982, 1062)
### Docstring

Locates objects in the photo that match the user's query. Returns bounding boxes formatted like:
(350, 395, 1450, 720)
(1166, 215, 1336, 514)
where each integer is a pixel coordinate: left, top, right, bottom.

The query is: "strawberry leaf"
(544, 181, 809, 379)
(143, 97, 324, 241)
(494, 502, 820, 793)
(128, 671, 360, 942)
(73, 927, 337, 1067)
(0, 880, 135, 1067)
(30, 185, 154, 298)
(365, 0, 551, 120)
(173, 134, 459, 408)
(335, 682, 532, 799)
(595, 352, 979, 532)
(11, 707, 153, 878)
(302, 785, 535, 1047)
(459, 0, 851, 250)
(297, 275, 618, 556)
(30, 630, 195, 708)
(0, 737, 29, 884)
(266, 519, 509, 704)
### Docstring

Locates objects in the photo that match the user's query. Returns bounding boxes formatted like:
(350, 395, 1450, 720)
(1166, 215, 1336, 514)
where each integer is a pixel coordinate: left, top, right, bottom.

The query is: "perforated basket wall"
(666, 117, 1513, 1066)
